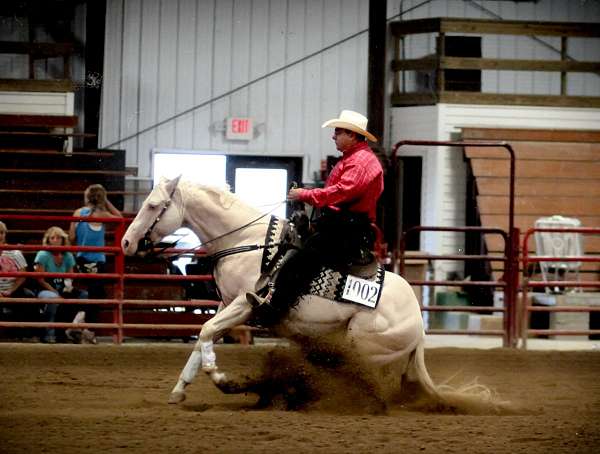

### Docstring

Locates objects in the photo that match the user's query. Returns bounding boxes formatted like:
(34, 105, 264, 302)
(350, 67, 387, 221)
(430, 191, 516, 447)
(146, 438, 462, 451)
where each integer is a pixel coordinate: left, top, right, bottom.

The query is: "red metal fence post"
(113, 218, 126, 344)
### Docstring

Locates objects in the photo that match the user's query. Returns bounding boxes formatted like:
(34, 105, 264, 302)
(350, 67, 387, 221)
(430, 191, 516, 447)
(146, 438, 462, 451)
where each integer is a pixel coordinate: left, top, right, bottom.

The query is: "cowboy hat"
(321, 110, 377, 142)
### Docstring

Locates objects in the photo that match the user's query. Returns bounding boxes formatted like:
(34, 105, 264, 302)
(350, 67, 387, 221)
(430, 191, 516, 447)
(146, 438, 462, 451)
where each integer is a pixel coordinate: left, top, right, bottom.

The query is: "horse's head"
(122, 176, 184, 256)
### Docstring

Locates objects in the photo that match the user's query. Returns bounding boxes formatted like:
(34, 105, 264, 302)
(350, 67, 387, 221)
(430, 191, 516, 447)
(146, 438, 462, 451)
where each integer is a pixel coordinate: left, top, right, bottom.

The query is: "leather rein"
(138, 180, 284, 265)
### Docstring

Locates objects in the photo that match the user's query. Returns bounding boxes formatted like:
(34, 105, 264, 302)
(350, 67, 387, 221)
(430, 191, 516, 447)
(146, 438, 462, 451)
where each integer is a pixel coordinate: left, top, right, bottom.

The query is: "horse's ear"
(165, 175, 182, 193)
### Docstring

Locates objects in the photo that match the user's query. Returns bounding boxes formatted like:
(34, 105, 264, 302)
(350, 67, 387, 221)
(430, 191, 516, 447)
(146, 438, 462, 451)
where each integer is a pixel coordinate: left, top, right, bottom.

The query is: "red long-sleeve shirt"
(296, 142, 383, 221)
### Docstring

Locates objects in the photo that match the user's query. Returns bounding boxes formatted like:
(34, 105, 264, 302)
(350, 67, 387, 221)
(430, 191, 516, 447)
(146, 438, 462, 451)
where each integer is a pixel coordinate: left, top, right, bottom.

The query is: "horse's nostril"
(123, 239, 129, 248)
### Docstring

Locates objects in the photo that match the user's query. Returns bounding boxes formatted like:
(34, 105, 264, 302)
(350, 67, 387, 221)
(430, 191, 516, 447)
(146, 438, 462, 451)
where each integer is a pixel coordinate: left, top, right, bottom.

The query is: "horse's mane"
(180, 179, 247, 211)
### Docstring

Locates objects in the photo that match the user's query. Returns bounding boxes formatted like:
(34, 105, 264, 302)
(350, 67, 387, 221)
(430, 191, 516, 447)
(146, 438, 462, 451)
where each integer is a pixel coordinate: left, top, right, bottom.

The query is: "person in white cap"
(248, 110, 384, 324)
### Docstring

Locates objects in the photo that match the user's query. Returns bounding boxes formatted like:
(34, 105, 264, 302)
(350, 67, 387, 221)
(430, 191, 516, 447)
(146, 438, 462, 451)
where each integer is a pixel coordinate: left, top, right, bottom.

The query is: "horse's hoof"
(209, 370, 226, 384)
(202, 364, 217, 373)
(168, 391, 186, 404)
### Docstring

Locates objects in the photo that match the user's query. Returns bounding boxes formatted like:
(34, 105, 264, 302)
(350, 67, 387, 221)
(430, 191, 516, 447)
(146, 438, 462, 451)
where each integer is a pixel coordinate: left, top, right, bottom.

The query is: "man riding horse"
(246, 109, 384, 324)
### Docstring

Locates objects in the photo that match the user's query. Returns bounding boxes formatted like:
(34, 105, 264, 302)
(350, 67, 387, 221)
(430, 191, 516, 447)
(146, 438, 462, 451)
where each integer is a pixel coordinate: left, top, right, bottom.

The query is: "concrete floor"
(424, 334, 600, 351)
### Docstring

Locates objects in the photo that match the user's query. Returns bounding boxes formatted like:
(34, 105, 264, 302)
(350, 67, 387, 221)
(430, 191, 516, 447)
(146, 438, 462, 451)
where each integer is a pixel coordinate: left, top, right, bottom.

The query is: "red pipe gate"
(391, 140, 520, 348)
(1, 140, 597, 347)
(0, 213, 255, 344)
(521, 226, 600, 346)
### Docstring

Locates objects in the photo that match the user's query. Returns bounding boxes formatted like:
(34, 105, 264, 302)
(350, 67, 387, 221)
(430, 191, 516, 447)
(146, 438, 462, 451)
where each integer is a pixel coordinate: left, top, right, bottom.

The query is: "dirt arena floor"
(0, 341, 599, 454)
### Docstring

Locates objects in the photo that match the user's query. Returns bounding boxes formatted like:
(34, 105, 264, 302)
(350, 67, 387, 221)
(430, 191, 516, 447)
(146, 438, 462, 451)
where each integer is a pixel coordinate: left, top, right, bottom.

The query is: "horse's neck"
(181, 185, 267, 252)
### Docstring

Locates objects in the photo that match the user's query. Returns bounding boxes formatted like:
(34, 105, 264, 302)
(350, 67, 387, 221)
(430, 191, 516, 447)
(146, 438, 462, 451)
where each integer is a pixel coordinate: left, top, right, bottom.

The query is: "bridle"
(137, 179, 286, 263)
(137, 181, 181, 254)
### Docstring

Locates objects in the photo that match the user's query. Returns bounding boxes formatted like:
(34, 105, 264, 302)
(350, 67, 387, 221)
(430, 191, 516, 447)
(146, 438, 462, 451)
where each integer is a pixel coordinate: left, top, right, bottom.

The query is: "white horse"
(121, 176, 441, 407)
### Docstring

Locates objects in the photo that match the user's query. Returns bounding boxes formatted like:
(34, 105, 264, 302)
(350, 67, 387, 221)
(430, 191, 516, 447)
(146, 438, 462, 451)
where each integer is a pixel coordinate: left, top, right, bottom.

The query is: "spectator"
(34, 226, 92, 344)
(0, 221, 37, 339)
(69, 184, 121, 300)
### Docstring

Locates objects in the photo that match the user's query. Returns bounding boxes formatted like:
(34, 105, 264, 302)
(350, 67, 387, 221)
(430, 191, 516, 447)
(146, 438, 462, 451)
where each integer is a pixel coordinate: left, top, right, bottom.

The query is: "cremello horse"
(121, 176, 440, 406)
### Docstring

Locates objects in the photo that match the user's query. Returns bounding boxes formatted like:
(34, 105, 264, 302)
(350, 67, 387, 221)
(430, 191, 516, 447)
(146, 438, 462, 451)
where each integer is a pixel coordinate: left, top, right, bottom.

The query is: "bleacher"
(0, 41, 223, 342)
(461, 127, 600, 285)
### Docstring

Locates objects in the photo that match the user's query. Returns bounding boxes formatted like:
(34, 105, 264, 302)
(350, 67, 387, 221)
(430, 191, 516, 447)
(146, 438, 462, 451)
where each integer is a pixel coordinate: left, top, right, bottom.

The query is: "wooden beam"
(438, 56, 600, 73)
(390, 92, 438, 106)
(0, 189, 147, 196)
(475, 178, 600, 197)
(390, 18, 442, 37)
(391, 56, 600, 73)
(470, 159, 600, 179)
(0, 41, 74, 58)
(0, 131, 95, 138)
(438, 18, 600, 37)
(391, 56, 437, 71)
(461, 128, 600, 143)
(0, 78, 74, 92)
(0, 168, 134, 176)
(390, 17, 600, 38)
(392, 91, 600, 108)
(0, 149, 115, 157)
(477, 195, 600, 216)
(0, 114, 78, 128)
(465, 143, 600, 160)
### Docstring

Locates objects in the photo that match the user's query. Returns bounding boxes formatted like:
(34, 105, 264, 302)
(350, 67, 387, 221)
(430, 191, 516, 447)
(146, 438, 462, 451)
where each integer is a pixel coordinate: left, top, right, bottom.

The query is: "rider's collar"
(342, 141, 369, 157)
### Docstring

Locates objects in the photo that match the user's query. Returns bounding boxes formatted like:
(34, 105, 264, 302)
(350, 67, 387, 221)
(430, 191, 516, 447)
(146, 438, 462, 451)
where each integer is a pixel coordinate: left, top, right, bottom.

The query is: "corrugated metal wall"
(101, 0, 370, 180)
(101, 0, 600, 181)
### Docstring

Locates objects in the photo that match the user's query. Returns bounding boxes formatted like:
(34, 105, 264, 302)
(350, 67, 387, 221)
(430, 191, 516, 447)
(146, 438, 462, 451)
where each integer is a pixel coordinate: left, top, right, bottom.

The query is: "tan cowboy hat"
(321, 109, 377, 142)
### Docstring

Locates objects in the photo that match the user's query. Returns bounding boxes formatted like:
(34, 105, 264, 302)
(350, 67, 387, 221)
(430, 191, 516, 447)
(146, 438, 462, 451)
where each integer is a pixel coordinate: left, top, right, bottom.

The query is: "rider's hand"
(287, 188, 303, 201)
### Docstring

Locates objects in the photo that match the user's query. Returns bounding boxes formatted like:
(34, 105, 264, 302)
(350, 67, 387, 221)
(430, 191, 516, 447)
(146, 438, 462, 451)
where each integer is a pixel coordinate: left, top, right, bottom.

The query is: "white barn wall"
(391, 104, 600, 280)
(100, 0, 370, 182)
(101, 0, 599, 181)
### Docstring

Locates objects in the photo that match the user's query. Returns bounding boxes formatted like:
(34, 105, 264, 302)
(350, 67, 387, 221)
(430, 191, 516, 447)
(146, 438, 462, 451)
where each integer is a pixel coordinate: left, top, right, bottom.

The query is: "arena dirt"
(0, 342, 599, 453)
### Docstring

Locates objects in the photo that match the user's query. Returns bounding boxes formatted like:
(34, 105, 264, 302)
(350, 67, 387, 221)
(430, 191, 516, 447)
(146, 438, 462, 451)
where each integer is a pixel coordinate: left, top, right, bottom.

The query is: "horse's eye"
(147, 204, 158, 210)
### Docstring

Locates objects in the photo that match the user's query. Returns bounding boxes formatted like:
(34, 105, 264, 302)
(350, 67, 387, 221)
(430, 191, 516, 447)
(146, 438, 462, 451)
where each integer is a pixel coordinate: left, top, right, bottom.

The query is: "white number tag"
(342, 274, 381, 308)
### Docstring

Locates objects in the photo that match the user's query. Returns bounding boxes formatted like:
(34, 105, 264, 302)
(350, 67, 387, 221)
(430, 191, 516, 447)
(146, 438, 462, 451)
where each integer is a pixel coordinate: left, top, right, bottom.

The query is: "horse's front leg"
(168, 295, 252, 404)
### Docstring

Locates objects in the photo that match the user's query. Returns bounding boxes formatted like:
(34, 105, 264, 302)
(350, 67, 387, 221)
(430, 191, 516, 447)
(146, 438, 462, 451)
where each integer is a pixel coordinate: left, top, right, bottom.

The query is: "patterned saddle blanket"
(261, 216, 385, 309)
(308, 264, 385, 309)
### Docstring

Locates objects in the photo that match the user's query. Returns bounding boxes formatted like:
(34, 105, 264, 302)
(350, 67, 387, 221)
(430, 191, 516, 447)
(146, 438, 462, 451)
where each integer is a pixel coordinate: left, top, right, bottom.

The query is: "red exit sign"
(226, 117, 253, 140)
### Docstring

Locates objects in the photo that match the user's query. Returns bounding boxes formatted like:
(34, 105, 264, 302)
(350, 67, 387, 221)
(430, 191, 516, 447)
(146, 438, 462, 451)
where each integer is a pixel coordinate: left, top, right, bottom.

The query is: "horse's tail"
(408, 342, 517, 415)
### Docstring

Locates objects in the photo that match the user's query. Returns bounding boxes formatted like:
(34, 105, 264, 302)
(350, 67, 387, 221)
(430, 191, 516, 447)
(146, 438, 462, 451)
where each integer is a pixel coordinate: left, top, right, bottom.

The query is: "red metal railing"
(399, 225, 517, 347)
(520, 226, 600, 348)
(391, 140, 520, 347)
(0, 213, 256, 344)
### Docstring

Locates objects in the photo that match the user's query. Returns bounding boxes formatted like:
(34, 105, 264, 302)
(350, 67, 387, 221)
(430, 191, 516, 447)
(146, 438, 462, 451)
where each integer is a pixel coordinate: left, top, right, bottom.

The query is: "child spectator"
(34, 226, 93, 343)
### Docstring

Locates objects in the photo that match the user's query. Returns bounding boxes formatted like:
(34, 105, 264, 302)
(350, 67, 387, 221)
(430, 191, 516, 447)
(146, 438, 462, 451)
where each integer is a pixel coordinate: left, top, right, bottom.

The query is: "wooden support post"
(560, 36, 567, 95)
(367, 0, 387, 142)
(393, 36, 400, 97)
(436, 33, 445, 93)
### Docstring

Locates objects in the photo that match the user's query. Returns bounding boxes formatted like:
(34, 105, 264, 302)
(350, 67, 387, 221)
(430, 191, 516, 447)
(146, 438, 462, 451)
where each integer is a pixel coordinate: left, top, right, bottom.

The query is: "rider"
(247, 109, 384, 324)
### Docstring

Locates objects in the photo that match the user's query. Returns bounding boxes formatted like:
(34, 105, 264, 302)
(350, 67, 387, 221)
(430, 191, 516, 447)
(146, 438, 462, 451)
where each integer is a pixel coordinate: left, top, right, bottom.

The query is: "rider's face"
(332, 128, 356, 153)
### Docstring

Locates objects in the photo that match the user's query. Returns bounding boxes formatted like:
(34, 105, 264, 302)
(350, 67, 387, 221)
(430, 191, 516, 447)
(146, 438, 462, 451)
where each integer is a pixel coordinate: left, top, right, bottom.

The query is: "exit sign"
(226, 117, 253, 140)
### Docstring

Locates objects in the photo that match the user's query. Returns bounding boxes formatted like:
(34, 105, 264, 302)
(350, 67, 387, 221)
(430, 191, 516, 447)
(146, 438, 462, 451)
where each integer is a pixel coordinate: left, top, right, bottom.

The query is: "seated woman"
(0, 221, 37, 339)
(34, 226, 92, 344)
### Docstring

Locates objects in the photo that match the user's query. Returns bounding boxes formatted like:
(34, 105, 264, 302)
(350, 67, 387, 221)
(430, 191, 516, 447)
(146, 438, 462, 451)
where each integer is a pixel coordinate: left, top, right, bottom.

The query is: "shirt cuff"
(297, 188, 311, 201)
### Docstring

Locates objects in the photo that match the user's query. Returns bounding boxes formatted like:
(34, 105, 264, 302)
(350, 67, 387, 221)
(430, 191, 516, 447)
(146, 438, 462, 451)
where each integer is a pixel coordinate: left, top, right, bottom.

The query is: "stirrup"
(246, 291, 270, 308)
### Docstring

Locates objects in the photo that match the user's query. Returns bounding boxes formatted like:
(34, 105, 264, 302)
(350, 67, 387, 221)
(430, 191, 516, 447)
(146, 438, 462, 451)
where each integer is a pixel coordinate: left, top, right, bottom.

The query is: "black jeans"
(254, 210, 375, 325)
(75, 257, 107, 326)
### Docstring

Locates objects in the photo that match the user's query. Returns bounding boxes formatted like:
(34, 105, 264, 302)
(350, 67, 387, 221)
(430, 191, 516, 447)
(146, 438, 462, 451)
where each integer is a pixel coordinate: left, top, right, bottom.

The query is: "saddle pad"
(261, 215, 286, 274)
(309, 265, 386, 309)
